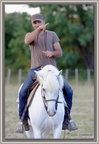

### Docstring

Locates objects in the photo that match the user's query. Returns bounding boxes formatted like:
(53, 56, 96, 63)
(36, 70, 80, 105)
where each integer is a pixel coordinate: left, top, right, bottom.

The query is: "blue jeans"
(63, 78, 73, 116)
(19, 68, 73, 121)
(19, 67, 41, 121)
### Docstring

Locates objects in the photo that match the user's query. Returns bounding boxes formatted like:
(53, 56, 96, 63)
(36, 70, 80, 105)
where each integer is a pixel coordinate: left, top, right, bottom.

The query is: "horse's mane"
(44, 71, 60, 93)
(36, 65, 64, 92)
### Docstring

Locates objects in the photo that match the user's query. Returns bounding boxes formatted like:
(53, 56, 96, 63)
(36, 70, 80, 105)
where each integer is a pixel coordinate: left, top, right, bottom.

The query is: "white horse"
(23, 65, 66, 138)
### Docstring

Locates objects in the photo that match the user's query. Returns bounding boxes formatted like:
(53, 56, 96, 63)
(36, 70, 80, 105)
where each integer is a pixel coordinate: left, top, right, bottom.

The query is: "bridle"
(41, 85, 62, 114)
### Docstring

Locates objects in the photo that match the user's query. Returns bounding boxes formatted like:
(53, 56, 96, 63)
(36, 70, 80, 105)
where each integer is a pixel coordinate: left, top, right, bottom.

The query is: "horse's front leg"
(53, 124, 62, 138)
(33, 128, 42, 138)
(25, 125, 34, 138)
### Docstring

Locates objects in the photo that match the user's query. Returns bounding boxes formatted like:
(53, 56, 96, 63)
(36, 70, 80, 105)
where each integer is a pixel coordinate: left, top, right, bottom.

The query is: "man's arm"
(24, 29, 40, 45)
(24, 23, 49, 45)
(43, 42, 62, 58)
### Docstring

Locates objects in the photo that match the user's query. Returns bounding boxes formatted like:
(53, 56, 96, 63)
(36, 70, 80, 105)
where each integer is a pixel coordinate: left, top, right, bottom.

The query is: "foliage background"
(5, 4, 94, 76)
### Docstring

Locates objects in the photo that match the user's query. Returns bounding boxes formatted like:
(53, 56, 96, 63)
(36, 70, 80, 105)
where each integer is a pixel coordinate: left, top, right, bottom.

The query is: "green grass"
(4, 83, 94, 140)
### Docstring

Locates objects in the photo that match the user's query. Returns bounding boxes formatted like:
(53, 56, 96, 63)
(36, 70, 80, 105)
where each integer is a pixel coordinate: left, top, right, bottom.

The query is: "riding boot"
(62, 107, 71, 130)
(62, 107, 78, 131)
(15, 119, 30, 133)
(23, 119, 30, 131)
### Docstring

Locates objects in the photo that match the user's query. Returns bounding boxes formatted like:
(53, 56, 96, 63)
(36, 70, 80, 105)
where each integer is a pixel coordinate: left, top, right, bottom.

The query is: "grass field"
(4, 82, 94, 140)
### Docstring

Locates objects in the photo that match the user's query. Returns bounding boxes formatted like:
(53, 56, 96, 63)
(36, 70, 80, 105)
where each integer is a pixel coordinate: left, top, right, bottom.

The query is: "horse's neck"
(59, 90, 64, 101)
(36, 85, 42, 100)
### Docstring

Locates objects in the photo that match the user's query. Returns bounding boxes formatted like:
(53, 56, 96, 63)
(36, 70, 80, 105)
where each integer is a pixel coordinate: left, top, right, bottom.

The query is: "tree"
(29, 4, 94, 70)
(5, 13, 19, 66)
(5, 12, 32, 72)
(5, 4, 94, 73)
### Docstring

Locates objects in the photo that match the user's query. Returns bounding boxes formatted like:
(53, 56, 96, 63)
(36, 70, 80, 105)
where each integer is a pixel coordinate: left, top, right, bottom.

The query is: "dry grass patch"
(4, 84, 94, 139)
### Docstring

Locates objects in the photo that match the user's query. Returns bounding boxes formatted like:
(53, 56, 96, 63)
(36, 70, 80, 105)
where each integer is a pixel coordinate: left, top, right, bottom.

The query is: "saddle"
(27, 80, 40, 107)
(19, 80, 40, 122)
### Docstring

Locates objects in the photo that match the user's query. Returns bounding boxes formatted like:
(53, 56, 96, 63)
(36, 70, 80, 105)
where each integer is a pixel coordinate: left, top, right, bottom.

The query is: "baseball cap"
(31, 14, 45, 23)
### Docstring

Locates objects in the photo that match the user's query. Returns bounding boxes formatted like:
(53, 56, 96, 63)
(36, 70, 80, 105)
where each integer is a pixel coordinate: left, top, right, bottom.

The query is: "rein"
(41, 85, 62, 114)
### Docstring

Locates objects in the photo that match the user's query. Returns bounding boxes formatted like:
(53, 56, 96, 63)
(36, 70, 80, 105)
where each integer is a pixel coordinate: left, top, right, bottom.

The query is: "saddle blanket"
(16, 80, 40, 107)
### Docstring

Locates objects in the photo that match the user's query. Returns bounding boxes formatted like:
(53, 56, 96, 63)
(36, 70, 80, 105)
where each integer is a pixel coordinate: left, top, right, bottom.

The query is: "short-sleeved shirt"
(29, 30, 60, 69)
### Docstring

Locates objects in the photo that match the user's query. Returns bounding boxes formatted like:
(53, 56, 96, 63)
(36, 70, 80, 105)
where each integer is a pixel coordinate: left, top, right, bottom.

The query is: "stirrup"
(67, 119, 78, 131)
(63, 119, 78, 131)
(15, 121, 25, 133)
(23, 120, 30, 131)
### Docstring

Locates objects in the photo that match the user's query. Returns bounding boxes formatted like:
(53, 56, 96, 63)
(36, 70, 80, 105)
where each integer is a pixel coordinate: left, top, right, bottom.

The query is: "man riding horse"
(16, 14, 78, 133)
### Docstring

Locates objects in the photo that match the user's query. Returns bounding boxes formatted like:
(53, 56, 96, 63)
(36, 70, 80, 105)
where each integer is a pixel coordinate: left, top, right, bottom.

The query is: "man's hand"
(39, 23, 49, 31)
(43, 51, 53, 58)
(43, 42, 63, 58)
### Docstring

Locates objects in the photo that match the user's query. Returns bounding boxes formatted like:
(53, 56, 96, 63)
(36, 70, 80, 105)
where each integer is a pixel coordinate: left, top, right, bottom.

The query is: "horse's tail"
(25, 125, 34, 138)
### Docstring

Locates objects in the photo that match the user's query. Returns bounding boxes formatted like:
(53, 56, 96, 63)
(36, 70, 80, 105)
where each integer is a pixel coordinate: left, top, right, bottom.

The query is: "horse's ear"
(34, 71, 44, 84)
(58, 70, 62, 76)
(35, 71, 43, 78)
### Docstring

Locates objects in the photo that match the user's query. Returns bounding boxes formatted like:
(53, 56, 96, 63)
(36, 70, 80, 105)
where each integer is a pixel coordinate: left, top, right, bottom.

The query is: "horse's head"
(35, 65, 64, 117)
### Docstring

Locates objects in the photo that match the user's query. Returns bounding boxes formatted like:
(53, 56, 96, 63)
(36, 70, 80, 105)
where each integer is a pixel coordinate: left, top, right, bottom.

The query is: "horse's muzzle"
(47, 111, 56, 117)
